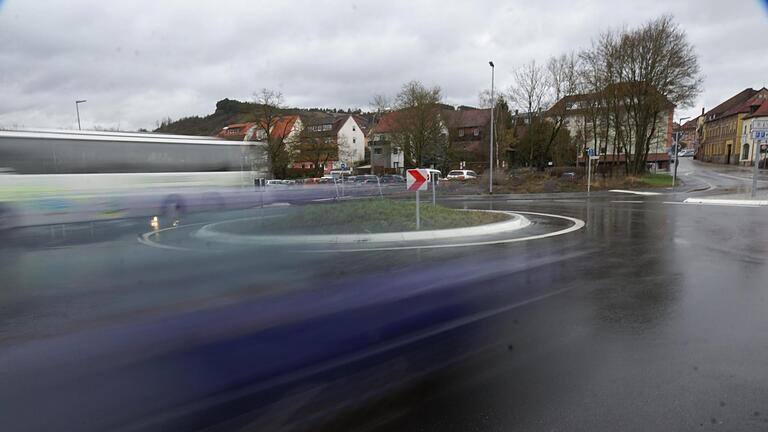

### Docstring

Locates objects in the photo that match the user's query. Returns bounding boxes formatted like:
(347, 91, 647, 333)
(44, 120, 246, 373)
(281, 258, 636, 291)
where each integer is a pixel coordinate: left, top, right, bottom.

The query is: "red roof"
(704, 88, 758, 119)
(372, 108, 490, 134)
(371, 111, 403, 134)
(744, 99, 768, 119)
(441, 108, 491, 128)
(270, 115, 299, 139)
(721, 90, 768, 118)
(218, 122, 257, 140)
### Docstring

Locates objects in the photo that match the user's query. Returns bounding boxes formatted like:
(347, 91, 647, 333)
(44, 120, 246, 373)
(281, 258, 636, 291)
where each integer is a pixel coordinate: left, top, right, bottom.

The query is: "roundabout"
(138, 208, 585, 253)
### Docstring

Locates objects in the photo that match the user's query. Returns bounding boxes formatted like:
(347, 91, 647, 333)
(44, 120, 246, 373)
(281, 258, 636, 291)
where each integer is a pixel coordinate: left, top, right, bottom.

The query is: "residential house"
(217, 122, 257, 140)
(218, 116, 303, 144)
(673, 118, 698, 151)
(291, 114, 366, 173)
(441, 107, 492, 173)
(369, 106, 493, 174)
(739, 95, 768, 166)
(699, 88, 768, 164)
(368, 111, 406, 174)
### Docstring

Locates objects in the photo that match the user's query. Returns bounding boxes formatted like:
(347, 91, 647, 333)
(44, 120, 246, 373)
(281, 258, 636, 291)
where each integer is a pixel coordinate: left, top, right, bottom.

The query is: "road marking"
(307, 211, 585, 253)
(683, 198, 768, 207)
(611, 200, 644, 203)
(138, 212, 584, 253)
(609, 189, 661, 196)
(138, 222, 209, 252)
(137, 214, 288, 252)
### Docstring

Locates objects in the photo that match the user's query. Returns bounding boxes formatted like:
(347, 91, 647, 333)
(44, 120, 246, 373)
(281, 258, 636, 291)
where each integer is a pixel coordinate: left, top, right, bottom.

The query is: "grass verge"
(238, 199, 509, 234)
(634, 173, 673, 187)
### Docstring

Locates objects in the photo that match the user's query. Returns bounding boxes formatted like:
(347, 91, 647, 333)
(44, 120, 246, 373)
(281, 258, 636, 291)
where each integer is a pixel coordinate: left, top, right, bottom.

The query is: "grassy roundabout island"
(234, 199, 510, 235)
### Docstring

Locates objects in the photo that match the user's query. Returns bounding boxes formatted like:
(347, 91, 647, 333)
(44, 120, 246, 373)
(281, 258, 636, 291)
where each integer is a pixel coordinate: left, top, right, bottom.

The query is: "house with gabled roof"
(699, 87, 768, 164)
(291, 114, 366, 174)
(737, 92, 768, 167)
(368, 106, 493, 174)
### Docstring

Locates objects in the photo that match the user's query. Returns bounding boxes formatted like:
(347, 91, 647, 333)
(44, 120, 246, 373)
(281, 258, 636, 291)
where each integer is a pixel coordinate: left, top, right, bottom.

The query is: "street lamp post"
(75, 100, 87, 131)
(489, 61, 495, 195)
(672, 116, 690, 189)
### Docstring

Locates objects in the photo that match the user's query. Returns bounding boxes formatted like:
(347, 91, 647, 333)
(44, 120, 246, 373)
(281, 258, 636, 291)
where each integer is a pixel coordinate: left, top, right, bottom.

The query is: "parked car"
(355, 175, 380, 184)
(380, 174, 406, 184)
(677, 148, 695, 157)
(446, 169, 478, 180)
(423, 168, 442, 184)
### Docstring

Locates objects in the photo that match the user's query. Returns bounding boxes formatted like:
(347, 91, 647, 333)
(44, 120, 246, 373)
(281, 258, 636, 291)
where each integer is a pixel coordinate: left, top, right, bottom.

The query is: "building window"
(459, 129, 465, 137)
(353, 138, 356, 144)
(392, 147, 399, 155)
(352, 126, 356, 131)
(742, 143, 750, 160)
(373, 147, 382, 155)
(473, 128, 479, 136)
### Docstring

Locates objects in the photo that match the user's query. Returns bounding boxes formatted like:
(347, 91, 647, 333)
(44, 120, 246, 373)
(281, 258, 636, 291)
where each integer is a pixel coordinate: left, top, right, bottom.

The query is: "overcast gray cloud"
(1, 0, 767, 131)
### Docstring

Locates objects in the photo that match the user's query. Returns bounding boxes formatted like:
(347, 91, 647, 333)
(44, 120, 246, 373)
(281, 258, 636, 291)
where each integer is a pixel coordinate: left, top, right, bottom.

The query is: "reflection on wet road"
(1, 170, 768, 430)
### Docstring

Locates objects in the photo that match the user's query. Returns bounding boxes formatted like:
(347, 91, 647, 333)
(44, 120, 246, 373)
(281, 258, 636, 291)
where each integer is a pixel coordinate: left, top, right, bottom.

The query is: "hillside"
(154, 99, 372, 137)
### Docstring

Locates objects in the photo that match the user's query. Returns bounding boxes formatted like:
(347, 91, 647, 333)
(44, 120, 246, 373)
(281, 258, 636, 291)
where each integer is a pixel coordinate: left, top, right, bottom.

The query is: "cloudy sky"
(1, 0, 767, 131)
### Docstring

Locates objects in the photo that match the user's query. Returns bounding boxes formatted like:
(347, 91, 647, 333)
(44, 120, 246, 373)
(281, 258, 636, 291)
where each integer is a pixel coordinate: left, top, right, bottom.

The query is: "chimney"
(701, 107, 705, 115)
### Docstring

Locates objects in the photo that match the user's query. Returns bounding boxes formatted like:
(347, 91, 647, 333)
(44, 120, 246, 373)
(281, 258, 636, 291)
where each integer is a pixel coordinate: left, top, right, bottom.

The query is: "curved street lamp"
(75, 99, 87, 130)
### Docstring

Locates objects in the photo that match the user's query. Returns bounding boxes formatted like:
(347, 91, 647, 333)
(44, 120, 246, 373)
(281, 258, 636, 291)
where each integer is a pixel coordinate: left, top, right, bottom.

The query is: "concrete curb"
(193, 210, 531, 245)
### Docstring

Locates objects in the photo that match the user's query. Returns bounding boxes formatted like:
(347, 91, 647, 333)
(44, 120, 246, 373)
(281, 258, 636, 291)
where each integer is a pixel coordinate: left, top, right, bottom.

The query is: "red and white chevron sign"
(406, 169, 429, 191)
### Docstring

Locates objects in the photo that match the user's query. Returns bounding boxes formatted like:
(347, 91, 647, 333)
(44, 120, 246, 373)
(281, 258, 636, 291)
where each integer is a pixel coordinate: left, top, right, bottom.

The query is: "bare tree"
(296, 133, 337, 177)
(250, 88, 291, 178)
(508, 60, 548, 166)
(536, 52, 581, 168)
(392, 81, 445, 168)
(582, 15, 703, 174)
(371, 94, 392, 114)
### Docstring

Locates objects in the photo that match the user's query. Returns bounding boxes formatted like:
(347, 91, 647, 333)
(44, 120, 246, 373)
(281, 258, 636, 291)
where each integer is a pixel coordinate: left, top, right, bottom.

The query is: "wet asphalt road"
(2, 160, 768, 431)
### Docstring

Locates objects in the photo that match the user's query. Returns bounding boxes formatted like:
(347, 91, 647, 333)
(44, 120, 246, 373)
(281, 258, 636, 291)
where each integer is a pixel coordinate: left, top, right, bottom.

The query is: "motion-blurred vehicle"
(677, 148, 695, 157)
(0, 129, 271, 229)
(446, 169, 478, 180)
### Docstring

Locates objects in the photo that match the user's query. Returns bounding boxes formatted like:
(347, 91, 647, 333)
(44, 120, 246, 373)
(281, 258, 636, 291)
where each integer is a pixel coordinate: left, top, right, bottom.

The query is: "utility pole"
(488, 61, 495, 195)
(75, 100, 87, 130)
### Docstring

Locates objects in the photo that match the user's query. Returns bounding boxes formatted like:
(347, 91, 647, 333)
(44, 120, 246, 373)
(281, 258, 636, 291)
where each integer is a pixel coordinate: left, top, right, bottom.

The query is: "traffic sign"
(586, 147, 594, 157)
(406, 169, 429, 191)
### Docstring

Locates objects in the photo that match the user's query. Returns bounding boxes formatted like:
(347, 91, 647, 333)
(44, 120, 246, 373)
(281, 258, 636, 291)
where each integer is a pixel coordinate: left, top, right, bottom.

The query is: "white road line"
(683, 198, 768, 207)
(609, 189, 661, 196)
(663, 200, 763, 208)
(138, 211, 585, 253)
(307, 211, 585, 253)
(138, 222, 209, 252)
(611, 200, 644, 203)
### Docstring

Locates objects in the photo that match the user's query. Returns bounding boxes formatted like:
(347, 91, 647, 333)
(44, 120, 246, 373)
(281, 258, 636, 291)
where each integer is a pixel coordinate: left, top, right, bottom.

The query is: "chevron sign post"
(406, 169, 429, 230)
(406, 169, 429, 191)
